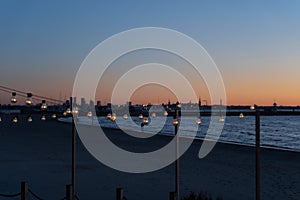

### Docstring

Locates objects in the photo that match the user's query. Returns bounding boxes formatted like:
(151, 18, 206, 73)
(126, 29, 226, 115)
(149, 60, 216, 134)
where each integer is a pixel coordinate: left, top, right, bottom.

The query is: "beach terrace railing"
(0, 181, 80, 200)
(0, 182, 131, 200)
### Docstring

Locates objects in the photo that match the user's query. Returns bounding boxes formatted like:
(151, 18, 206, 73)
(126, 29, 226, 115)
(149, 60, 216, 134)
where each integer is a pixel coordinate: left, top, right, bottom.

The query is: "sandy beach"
(0, 115, 299, 200)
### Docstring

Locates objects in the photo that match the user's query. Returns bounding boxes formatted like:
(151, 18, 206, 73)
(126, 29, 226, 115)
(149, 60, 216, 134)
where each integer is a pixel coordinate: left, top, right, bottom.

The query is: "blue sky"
(0, 0, 300, 105)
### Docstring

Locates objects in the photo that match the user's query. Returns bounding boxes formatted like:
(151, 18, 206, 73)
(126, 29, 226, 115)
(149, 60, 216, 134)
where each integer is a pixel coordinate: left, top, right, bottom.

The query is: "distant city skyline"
(1, 1, 300, 106)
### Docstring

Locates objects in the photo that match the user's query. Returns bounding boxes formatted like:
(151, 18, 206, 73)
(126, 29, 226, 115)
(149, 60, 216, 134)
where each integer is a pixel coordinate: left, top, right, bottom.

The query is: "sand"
(0, 115, 299, 200)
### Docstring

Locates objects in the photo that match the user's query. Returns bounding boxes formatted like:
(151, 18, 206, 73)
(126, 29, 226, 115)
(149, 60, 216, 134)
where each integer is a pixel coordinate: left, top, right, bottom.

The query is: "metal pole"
(169, 191, 176, 200)
(116, 188, 124, 200)
(255, 109, 260, 200)
(70, 97, 76, 197)
(66, 184, 73, 200)
(174, 109, 179, 200)
(21, 181, 28, 200)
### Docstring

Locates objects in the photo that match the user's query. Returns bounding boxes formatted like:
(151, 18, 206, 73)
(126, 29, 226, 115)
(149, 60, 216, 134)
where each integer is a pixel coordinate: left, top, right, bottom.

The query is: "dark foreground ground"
(0, 115, 299, 200)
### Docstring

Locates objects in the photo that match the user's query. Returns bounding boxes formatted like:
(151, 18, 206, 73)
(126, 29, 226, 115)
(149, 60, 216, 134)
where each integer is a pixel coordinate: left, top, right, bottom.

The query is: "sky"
(0, 0, 300, 106)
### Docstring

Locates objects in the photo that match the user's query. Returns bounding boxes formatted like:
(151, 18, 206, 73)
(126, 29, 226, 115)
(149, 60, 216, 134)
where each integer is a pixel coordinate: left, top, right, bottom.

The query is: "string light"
(41, 115, 46, 121)
(66, 108, 72, 114)
(26, 93, 33, 105)
(138, 114, 143, 119)
(27, 116, 33, 123)
(73, 107, 79, 114)
(41, 100, 47, 110)
(12, 116, 18, 123)
(11, 92, 17, 103)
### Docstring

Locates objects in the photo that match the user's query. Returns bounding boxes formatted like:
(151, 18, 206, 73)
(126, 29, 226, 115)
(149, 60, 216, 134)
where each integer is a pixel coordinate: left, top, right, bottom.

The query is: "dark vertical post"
(70, 97, 76, 197)
(116, 188, 124, 200)
(255, 109, 260, 200)
(66, 184, 73, 200)
(169, 191, 176, 200)
(174, 108, 179, 200)
(21, 181, 28, 200)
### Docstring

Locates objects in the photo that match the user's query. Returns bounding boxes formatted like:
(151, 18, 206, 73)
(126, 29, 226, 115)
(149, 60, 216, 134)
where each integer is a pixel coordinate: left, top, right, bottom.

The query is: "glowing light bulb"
(51, 114, 57, 119)
(12, 117, 18, 123)
(138, 114, 143, 119)
(73, 107, 79, 114)
(66, 108, 72, 114)
(41, 115, 46, 121)
(27, 116, 33, 122)
(41, 100, 47, 110)
(11, 92, 17, 103)
(26, 93, 33, 106)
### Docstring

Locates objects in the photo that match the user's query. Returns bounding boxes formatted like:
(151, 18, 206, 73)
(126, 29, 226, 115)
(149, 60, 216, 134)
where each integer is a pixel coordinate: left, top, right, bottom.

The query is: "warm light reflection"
(196, 117, 201, 125)
(164, 111, 168, 116)
(87, 111, 92, 118)
(111, 113, 116, 122)
(239, 113, 244, 119)
(123, 114, 128, 120)
(219, 116, 225, 123)
(173, 119, 179, 125)
(143, 117, 149, 124)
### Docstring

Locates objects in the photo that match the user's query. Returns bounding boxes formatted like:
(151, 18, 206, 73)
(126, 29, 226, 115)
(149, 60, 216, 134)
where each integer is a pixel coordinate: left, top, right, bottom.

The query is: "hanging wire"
(0, 85, 64, 104)
(0, 192, 21, 198)
(28, 189, 44, 200)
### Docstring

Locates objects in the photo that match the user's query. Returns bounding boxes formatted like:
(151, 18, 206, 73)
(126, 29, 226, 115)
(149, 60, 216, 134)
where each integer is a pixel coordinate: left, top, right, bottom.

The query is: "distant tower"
(73, 97, 77, 106)
(89, 99, 94, 107)
(80, 98, 86, 107)
(198, 98, 202, 107)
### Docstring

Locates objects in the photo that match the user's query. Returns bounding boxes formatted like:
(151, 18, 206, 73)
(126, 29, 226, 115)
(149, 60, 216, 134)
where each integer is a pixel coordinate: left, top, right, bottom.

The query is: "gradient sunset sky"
(0, 1, 300, 106)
